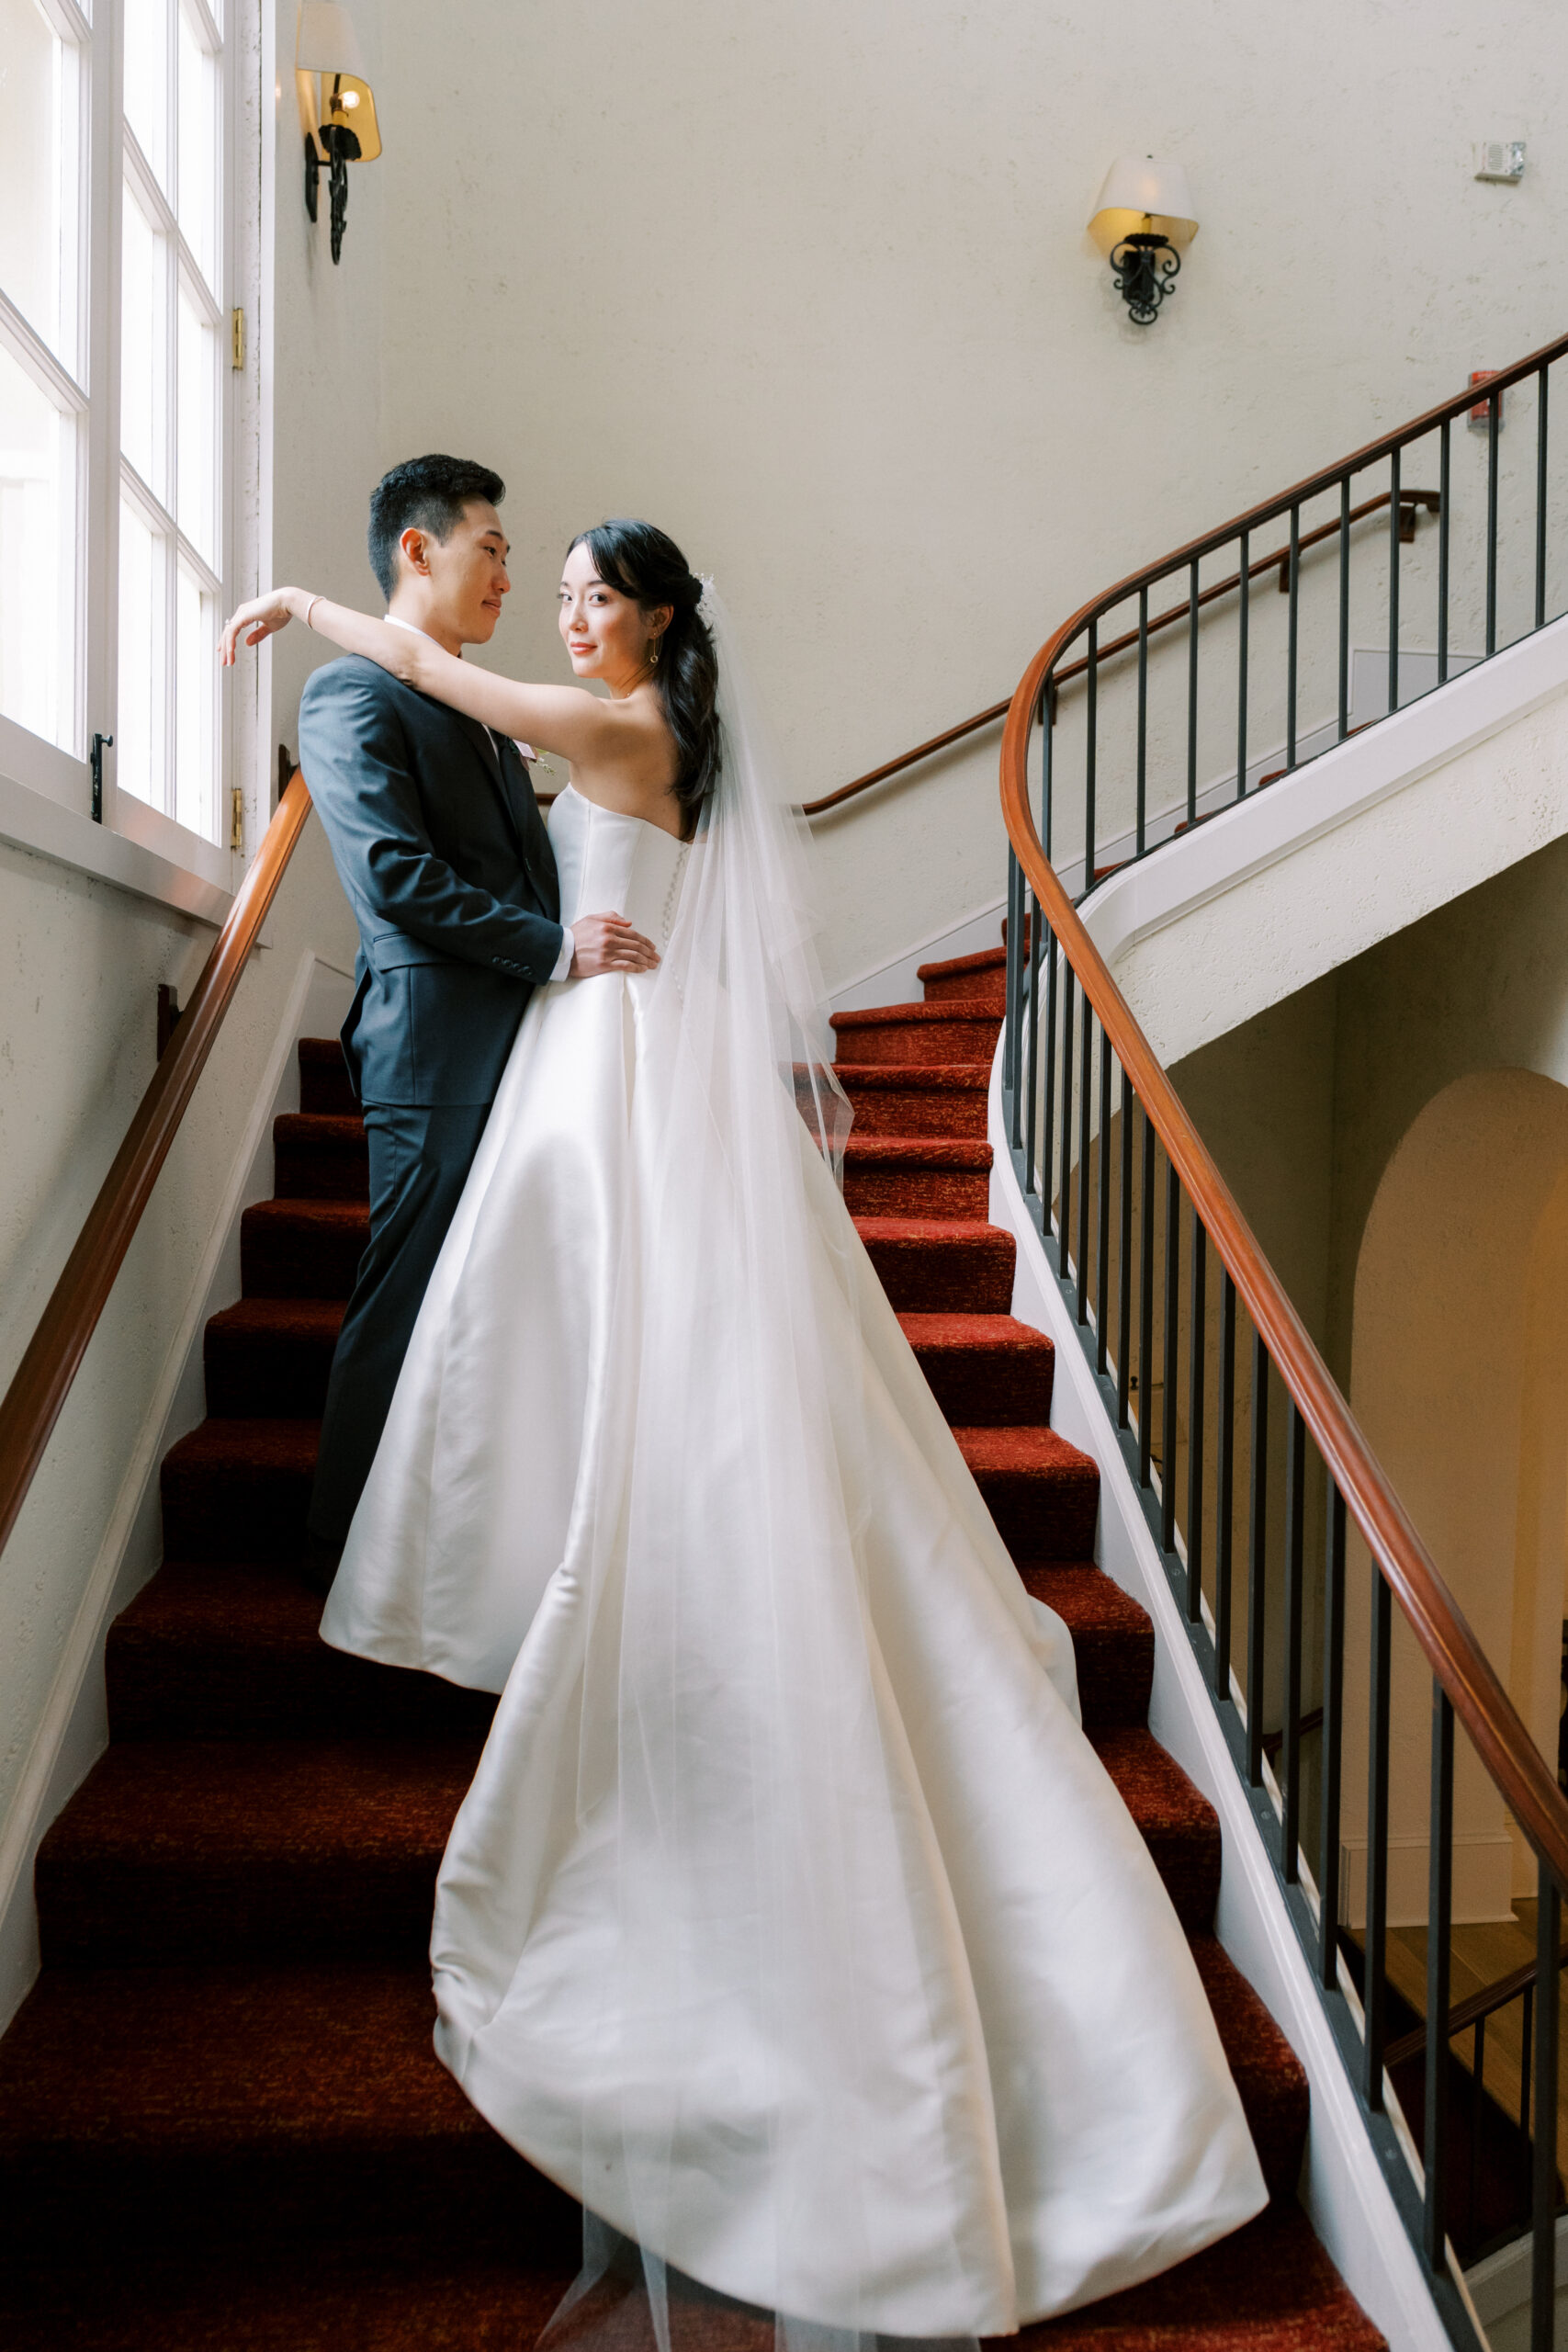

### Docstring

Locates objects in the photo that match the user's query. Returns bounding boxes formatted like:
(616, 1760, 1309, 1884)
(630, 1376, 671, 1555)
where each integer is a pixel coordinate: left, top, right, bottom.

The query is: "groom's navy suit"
(299, 653, 565, 1548)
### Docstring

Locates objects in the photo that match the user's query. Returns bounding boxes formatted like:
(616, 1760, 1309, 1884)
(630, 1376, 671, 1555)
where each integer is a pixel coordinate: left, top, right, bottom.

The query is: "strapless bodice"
(547, 786, 690, 951)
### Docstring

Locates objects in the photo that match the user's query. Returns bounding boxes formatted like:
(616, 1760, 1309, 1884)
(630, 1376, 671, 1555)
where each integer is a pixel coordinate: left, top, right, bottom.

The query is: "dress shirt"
(385, 615, 573, 981)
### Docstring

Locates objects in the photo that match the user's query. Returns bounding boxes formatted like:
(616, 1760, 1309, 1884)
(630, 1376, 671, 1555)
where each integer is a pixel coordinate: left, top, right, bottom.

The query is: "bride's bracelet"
(303, 594, 321, 632)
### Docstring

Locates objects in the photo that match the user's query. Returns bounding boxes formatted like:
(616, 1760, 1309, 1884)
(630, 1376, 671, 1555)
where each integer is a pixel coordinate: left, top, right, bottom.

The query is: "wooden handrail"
(998, 403, 1568, 1896)
(0, 768, 314, 1562)
(802, 478, 1446, 820)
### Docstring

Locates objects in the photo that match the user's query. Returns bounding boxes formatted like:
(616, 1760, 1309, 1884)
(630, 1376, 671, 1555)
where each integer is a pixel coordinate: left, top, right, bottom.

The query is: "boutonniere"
(513, 741, 561, 777)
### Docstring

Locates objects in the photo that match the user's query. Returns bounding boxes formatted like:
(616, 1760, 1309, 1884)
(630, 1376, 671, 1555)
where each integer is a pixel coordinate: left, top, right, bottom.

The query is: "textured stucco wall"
(365, 0, 1568, 988)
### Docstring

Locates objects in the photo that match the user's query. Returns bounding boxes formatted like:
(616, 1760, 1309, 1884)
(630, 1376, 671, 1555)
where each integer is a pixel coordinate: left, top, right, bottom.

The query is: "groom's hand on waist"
(570, 913, 660, 977)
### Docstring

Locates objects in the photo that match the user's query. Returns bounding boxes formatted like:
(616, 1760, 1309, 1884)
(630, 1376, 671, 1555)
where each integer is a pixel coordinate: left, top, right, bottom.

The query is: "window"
(0, 0, 237, 881)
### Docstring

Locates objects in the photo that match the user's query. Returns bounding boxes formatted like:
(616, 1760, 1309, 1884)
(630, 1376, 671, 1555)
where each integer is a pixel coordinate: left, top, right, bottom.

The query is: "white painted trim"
(1076, 613, 1568, 1061)
(0, 758, 234, 925)
(829, 896, 1006, 1014)
(1465, 2211, 1568, 2347)
(987, 1035, 1454, 2352)
(0, 951, 355, 2035)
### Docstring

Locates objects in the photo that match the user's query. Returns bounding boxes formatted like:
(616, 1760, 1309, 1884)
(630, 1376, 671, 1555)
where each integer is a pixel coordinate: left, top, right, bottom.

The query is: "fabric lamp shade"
(296, 1, 366, 75)
(1087, 158, 1198, 255)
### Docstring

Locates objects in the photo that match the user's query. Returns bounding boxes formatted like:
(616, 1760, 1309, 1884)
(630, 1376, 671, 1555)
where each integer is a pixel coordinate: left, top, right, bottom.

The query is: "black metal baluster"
(1521, 1983, 1535, 2138)
(1247, 1333, 1269, 1785)
(1319, 1485, 1347, 1984)
(1023, 904, 1043, 1198)
(1096, 1031, 1112, 1374)
(1187, 557, 1200, 828)
(1138, 1112, 1156, 1488)
(1058, 962, 1076, 1283)
(1537, 365, 1550, 632)
(1117, 1069, 1134, 1429)
(1004, 851, 1023, 1112)
(1282, 1400, 1305, 1881)
(1286, 503, 1301, 768)
(1337, 475, 1351, 739)
(1161, 1158, 1180, 1551)
(1215, 1272, 1236, 1701)
(1085, 619, 1098, 895)
(1365, 1567, 1393, 2109)
(1531, 1862, 1561, 2352)
(1469, 2017, 1483, 2246)
(1423, 1681, 1454, 2271)
(1077, 989, 1093, 1326)
(1042, 673, 1054, 865)
(1438, 423, 1451, 686)
(1186, 1213, 1206, 1622)
(1135, 590, 1148, 858)
(1236, 531, 1250, 797)
(1486, 390, 1501, 657)
(1388, 445, 1401, 717)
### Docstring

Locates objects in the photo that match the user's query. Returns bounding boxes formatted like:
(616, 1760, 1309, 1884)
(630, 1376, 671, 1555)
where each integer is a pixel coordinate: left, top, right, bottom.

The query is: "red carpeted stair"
(0, 947, 1382, 2347)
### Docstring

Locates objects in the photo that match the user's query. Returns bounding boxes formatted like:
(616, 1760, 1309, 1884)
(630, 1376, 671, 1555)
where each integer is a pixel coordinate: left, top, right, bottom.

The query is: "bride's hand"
(219, 589, 306, 667)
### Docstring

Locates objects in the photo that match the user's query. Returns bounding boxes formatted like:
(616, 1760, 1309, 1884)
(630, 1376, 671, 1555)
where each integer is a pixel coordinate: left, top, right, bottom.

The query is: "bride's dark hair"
(567, 520, 719, 832)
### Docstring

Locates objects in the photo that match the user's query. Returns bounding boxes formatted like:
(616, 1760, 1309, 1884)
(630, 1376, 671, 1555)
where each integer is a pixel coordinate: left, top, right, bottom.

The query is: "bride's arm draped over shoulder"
(219, 587, 626, 765)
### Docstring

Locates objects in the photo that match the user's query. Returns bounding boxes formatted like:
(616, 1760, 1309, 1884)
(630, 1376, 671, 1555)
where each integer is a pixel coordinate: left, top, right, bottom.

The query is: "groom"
(299, 454, 657, 1588)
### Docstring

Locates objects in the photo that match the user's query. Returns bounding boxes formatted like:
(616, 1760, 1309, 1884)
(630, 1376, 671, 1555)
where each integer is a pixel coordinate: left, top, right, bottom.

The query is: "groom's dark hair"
(368, 455, 506, 601)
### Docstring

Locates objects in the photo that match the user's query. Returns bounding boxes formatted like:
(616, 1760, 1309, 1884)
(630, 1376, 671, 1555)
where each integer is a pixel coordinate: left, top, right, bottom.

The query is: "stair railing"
(0, 768, 314, 1563)
(999, 337, 1568, 2352)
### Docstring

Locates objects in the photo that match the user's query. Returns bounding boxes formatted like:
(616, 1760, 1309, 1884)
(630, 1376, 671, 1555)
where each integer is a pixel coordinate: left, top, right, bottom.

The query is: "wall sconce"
(1087, 158, 1198, 327)
(297, 2, 381, 265)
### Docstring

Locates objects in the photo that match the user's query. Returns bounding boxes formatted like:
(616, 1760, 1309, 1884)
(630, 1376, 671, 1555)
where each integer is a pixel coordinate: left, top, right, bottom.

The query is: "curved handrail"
(801, 481, 1445, 820)
(998, 645, 1568, 1899)
(0, 768, 315, 1561)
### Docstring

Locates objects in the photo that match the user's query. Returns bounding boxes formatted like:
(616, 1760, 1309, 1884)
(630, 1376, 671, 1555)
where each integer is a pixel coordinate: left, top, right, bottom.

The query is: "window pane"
(176, 5, 220, 294)
(175, 562, 215, 838)
(0, 336, 73, 747)
(176, 280, 216, 562)
(0, 0, 80, 370)
(123, 0, 171, 193)
(120, 184, 169, 499)
(118, 498, 166, 809)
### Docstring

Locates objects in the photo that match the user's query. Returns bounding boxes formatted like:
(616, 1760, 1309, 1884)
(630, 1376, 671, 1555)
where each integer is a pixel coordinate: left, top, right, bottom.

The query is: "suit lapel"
(447, 708, 558, 916)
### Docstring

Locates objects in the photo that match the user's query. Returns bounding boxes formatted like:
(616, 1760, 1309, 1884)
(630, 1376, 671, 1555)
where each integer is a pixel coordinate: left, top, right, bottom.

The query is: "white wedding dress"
(322, 671, 1267, 2337)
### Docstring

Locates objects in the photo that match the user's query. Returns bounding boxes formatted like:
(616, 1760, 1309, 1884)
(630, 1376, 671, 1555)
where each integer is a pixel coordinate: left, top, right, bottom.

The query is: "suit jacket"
(298, 655, 564, 1107)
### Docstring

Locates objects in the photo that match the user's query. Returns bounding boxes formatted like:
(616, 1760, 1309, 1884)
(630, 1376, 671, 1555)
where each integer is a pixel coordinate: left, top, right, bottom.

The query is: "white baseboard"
(1336, 1831, 1517, 1930)
(829, 897, 1006, 1014)
(0, 952, 355, 2035)
(986, 1035, 1455, 2352)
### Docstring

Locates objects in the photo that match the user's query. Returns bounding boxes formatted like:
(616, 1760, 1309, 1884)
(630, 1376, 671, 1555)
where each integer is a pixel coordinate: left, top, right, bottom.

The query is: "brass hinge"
(231, 785, 244, 852)
(231, 307, 245, 370)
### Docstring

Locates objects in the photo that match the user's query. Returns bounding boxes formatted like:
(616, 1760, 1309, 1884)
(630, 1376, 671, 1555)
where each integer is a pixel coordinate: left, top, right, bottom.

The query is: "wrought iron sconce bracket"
(1110, 232, 1180, 327)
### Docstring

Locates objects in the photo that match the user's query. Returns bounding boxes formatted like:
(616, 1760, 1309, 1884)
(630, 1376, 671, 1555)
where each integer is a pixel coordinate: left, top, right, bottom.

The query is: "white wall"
(362, 0, 1568, 989)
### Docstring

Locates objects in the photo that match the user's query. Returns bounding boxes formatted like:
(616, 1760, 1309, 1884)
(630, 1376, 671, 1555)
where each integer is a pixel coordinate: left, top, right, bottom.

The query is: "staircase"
(0, 957, 1382, 2348)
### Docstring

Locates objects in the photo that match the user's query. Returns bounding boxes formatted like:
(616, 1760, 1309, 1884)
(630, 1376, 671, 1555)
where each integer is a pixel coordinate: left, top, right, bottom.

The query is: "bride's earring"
(648, 641, 660, 670)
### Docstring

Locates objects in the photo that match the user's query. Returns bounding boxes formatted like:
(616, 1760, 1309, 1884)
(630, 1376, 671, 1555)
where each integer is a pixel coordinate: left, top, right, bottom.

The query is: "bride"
(220, 524, 1267, 2341)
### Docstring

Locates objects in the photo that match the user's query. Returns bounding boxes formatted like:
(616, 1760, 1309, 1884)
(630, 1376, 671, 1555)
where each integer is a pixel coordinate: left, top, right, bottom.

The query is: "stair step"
(898, 1310, 1054, 1423)
(107, 1560, 497, 1743)
(0, 1963, 570, 2264)
(242, 1198, 367, 1299)
(833, 1063, 989, 1136)
(919, 944, 1006, 1006)
(1090, 1725, 1219, 1935)
(161, 1419, 318, 1562)
(298, 1036, 356, 1115)
(855, 1217, 1015, 1314)
(1018, 1562, 1150, 1727)
(205, 1297, 343, 1418)
(274, 1111, 368, 1202)
(830, 1001, 999, 1068)
(953, 1424, 1100, 1559)
(1190, 1934, 1309, 2200)
(36, 1740, 483, 1965)
(1013, 2203, 1382, 2349)
(842, 1136, 992, 1220)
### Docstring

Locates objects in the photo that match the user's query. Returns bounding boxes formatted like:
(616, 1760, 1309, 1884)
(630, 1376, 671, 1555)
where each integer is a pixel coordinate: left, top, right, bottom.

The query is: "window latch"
(90, 732, 113, 823)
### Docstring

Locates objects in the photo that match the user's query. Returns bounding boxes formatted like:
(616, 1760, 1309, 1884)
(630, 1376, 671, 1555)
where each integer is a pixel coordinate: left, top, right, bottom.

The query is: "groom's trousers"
(307, 1098, 491, 1549)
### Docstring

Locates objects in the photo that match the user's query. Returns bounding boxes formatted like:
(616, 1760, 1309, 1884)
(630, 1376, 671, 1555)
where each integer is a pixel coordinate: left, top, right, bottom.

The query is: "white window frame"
(0, 0, 264, 918)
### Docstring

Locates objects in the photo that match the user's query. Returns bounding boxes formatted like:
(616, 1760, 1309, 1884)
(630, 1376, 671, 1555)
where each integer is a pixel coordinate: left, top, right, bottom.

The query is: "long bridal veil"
(432, 588, 989, 2351)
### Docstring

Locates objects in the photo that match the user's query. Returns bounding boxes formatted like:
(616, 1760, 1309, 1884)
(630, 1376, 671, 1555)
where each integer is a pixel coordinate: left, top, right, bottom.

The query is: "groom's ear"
(399, 525, 433, 580)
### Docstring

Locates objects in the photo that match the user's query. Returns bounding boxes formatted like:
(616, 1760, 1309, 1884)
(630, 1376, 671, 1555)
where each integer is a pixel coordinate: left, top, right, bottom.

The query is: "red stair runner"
(0, 940, 1382, 2347)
